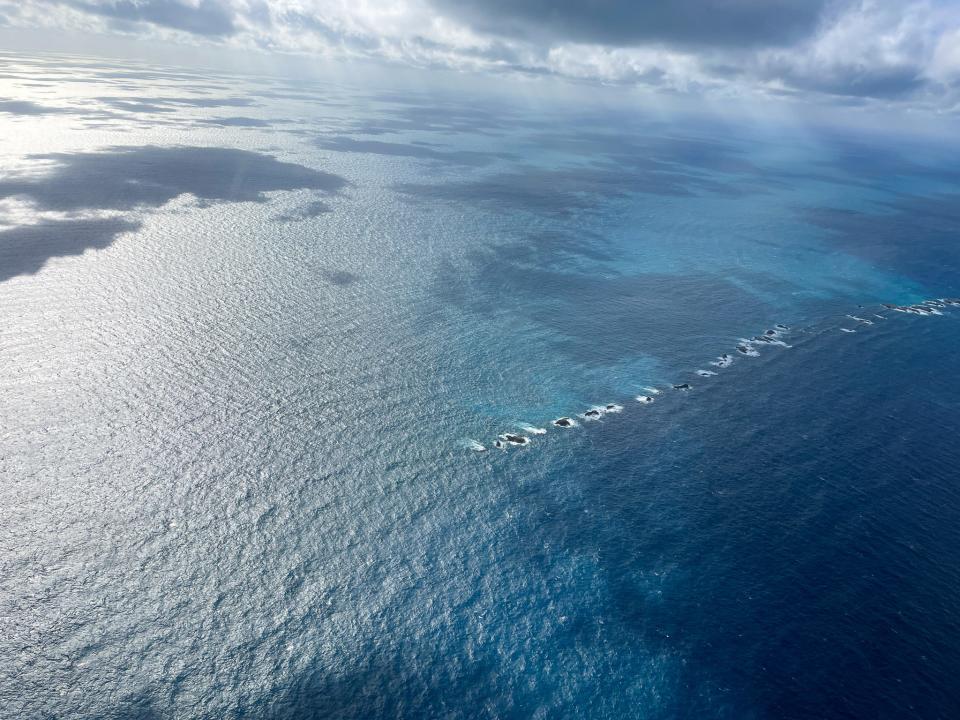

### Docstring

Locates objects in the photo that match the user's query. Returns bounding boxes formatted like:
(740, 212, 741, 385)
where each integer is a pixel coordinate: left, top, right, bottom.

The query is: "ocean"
(1, 51, 959, 718)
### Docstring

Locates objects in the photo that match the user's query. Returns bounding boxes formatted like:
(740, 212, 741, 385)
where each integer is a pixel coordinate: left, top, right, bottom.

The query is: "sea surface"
(1, 52, 960, 718)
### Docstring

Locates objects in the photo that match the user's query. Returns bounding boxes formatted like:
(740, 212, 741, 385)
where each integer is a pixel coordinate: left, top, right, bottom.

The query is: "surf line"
(471, 298, 957, 452)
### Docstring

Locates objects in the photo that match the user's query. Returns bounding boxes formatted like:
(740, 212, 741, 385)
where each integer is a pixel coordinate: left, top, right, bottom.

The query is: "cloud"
(12, 0, 960, 109)
(754, 0, 957, 101)
(59, 0, 236, 37)
(427, 0, 835, 49)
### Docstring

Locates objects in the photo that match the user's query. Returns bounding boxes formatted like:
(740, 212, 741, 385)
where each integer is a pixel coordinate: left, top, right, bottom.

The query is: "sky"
(1, 0, 960, 115)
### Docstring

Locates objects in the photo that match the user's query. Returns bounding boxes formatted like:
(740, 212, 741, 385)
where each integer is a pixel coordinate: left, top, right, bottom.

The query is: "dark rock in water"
(765, 329, 776, 336)
(503, 433, 528, 445)
(584, 409, 601, 418)
(755, 335, 773, 343)
(494, 440, 504, 449)
(673, 383, 691, 390)
(553, 417, 573, 427)
(737, 345, 750, 354)
(775, 323, 789, 330)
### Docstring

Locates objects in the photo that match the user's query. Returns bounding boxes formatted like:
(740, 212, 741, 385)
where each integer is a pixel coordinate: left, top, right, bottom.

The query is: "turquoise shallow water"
(1, 52, 960, 718)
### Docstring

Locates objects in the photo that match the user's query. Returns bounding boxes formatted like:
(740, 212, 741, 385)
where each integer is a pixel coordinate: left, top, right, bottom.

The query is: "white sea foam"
(519, 424, 547, 435)
(696, 369, 718, 377)
(468, 440, 486, 452)
(711, 354, 734, 368)
(642, 386, 661, 395)
(841, 328, 856, 333)
(635, 395, 655, 404)
(603, 404, 624, 414)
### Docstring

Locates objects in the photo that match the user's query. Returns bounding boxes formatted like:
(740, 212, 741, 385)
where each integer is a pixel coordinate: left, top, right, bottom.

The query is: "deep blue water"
(1, 52, 960, 718)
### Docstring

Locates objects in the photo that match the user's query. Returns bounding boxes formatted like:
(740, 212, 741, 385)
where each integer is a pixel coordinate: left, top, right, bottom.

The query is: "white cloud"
(5, 0, 960, 109)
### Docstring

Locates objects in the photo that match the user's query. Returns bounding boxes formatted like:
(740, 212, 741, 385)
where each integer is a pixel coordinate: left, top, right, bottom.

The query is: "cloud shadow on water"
(801, 193, 960, 292)
(0, 146, 348, 213)
(317, 136, 514, 167)
(198, 116, 272, 128)
(0, 218, 141, 282)
(274, 200, 334, 222)
(0, 99, 82, 116)
(396, 162, 757, 219)
(0, 146, 349, 282)
(320, 268, 361, 286)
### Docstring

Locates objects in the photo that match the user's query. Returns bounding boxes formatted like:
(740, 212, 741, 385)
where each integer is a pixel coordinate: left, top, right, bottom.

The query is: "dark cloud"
(761, 60, 927, 100)
(316, 136, 513, 166)
(428, 0, 835, 48)
(60, 0, 236, 37)
(0, 217, 141, 282)
(0, 146, 347, 213)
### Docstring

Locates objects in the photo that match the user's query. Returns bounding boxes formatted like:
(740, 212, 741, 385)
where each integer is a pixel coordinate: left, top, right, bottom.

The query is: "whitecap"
(467, 440, 487, 452)
(519, 424, 547, 435)
(841, 328, 856, 333)
(696, 369, 718, 377)
(711, 354, 734, 368)
(642, 386, 662, 395)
